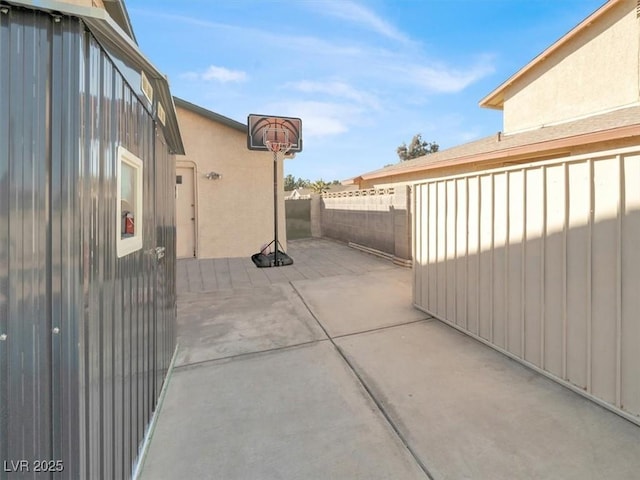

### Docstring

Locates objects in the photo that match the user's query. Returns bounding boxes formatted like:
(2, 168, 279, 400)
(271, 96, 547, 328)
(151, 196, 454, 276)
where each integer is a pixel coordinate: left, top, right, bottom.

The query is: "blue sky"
(126, 0, 605, 182)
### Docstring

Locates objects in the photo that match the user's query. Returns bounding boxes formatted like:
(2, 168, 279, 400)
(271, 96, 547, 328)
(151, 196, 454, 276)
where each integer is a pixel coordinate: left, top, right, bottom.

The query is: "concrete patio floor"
(139, 238, 640, 480)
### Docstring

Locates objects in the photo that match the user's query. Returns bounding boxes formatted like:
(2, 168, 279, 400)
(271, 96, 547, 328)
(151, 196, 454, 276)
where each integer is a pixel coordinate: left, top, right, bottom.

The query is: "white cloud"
(408, 55, 496, 93)
(182, 65, 247, 83)
(267, 101, 366, 138)
(286, 81, 380, 109)
(132, 10, 364, 57)
(310, 1, 409, 43)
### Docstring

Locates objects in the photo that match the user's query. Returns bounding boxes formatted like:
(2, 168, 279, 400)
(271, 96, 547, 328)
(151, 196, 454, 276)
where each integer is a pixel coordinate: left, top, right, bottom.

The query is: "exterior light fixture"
(205, 171, 222, 180)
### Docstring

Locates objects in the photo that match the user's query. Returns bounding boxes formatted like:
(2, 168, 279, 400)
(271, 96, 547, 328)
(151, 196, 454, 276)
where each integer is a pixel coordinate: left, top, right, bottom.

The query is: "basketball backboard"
(247, 114, 303, 153)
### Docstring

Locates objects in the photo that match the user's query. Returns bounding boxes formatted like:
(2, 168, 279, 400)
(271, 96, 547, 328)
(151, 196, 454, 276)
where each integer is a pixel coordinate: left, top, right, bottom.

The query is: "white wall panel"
(479, 175, 494, 341)
(437, 182, 447, 317)
(591, 157, 619, 404)
(621, 154, 640, 414)
(566, 161, 590, 389)
(446, 180, 457, 321)
(466, 177, 480, 335)
(524, 168, 544, 368)
(455, 178, 468, 328)
(544, 164, 566, 378)
(493, 173, 508, 349)
(413, 146, 640, 426)
(507, 170, 525, 357)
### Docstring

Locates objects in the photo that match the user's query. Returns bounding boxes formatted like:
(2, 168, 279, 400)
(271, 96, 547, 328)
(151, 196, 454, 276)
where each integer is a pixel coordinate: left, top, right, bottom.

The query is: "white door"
(176, 167, 196, 258)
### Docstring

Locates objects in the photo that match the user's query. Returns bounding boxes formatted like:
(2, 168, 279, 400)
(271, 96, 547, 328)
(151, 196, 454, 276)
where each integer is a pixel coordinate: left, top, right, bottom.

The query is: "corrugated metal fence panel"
(1, 7, 176, 479)
(77, 31, 166, 480)
(0, 8, 53, 473)
(154, 131, 177, 401)
(413, 146, 640, 425)
(0, 7, 8, 473)
(50, 16, 85, 480)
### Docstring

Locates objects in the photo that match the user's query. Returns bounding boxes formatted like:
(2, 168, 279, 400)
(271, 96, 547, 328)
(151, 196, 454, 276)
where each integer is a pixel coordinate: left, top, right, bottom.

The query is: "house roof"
(350, 105, 640, 183)
(480, 0, 621, 110)
(174, 97, 247, 134)
(6, 0, 185, 155)
(326, 184, 358, 193)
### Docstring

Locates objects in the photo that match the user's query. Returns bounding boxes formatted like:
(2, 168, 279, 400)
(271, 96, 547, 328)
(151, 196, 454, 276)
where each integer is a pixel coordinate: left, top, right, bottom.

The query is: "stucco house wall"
(487, 0, 639, 133)
(175, 99, 287, 259)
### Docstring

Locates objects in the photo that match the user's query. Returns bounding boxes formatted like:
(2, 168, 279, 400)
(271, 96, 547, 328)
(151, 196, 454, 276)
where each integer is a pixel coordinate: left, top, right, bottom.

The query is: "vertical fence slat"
(541, 166, 547, 370)
(521, 169, 527, 360)
(621, 152, 640, 415)
(616, 155, 623, 408)
(562, 163, 569, 380)
(587, 158, 594, 394)
(504, 173, 510, 352)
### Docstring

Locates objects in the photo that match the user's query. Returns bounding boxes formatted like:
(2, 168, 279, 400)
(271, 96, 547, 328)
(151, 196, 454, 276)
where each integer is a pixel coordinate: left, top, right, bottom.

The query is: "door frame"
(176, 161, 198, 258)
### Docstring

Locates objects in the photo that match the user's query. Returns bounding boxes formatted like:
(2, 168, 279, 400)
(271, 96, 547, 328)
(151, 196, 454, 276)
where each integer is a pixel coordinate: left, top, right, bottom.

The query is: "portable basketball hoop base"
(247, 115, 302, 269)
(251, 243, 293, 268)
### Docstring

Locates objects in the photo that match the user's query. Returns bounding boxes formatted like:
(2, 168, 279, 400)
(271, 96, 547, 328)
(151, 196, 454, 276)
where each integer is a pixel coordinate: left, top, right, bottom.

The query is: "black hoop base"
(251, 240, 294, 268)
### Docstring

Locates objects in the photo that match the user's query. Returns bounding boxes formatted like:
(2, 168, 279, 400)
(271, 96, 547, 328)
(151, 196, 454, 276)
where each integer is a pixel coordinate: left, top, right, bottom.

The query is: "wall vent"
(140, 70, 154, 104)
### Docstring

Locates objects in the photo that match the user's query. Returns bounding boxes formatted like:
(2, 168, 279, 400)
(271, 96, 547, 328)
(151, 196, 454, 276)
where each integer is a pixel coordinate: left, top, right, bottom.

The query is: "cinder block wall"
(319, 187, 411, 262)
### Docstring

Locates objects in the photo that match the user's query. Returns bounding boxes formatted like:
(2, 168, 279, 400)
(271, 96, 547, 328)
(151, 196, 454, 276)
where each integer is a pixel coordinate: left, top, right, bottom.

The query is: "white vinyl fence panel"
(413, 146, 640, 425)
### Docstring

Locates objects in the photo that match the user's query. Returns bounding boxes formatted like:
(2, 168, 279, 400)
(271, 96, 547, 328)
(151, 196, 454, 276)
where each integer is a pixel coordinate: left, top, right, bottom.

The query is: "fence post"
(310, 193, 322, 237)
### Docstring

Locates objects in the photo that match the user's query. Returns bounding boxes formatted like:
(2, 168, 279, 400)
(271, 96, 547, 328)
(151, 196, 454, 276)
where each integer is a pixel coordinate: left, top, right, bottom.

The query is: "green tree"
(296, 178, 311, 189)
(396, 134, 439, 162)
(310, 179, 330, 194)
(284, 175, 311, 190)
(284, 174, 296, 191)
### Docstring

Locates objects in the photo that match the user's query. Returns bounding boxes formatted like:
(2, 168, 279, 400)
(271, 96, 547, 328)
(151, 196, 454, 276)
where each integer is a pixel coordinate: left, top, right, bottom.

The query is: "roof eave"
(174, 97, 247, 134)
(360, 124, 640, 182)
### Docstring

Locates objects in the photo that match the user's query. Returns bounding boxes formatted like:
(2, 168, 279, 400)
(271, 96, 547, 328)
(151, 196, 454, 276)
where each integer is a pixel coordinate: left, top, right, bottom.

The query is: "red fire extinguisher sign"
(124, 212, 135, 235)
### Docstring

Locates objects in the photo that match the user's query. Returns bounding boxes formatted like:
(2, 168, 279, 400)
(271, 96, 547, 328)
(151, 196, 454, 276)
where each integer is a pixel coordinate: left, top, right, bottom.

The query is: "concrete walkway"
(140, 238, 640, 480)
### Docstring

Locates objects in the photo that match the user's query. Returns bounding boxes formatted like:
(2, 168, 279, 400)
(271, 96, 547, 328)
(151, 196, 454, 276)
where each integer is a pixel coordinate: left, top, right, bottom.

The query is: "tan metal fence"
(413, 146, 640, 425)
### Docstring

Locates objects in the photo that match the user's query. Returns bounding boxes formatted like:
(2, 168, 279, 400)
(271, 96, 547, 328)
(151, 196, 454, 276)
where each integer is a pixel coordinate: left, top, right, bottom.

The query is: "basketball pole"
(273, 149, 279, 266)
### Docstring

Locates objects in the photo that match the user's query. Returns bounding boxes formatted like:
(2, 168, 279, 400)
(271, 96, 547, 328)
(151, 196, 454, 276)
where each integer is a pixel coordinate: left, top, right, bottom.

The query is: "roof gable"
(480, 0, 624, 110)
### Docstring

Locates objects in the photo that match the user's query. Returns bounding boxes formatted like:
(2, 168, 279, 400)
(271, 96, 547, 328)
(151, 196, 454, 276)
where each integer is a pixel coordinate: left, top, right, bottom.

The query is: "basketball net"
(265, 140, 292, 155)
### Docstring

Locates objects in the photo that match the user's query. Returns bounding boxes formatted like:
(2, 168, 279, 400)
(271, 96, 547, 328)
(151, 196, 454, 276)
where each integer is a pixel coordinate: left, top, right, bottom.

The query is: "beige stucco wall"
(176, 106, 287, 258)
(503, 0, 639, 133)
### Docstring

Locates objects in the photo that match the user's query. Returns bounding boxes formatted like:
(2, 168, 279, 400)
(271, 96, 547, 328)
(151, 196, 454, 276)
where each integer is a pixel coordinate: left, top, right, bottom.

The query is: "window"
(117, 146, 143, 257)
(176, 175, 183, 184)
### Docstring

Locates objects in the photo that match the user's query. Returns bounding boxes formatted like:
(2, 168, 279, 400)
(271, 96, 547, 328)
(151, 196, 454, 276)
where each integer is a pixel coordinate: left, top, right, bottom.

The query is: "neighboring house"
(174, 98, 287, 258)
(355, 0, 640, 425)
(285, 187, 313, 200)
(350, 0, 640, 189)
(286, 184, 357, 199)
(1, 1, 184, 479)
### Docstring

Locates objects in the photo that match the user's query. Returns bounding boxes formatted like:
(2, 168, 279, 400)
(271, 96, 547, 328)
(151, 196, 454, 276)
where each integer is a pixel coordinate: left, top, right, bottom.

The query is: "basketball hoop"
(247, 115, 303, 268)
(265, 140, 292, 154)
(263, 128, 292, 156)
